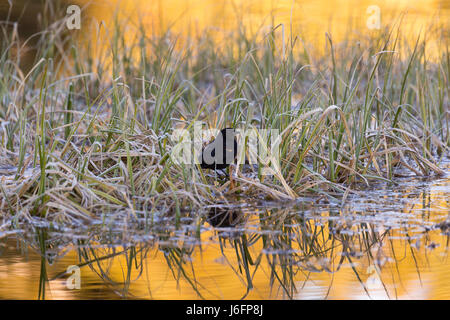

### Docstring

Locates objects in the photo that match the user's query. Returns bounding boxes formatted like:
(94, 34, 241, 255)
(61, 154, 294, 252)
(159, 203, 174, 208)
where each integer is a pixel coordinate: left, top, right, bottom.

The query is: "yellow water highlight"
(75, 0, 449, 59)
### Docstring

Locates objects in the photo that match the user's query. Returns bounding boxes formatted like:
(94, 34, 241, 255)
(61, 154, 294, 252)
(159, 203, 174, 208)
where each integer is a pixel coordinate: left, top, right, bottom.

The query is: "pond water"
(0, 162, 448, 299)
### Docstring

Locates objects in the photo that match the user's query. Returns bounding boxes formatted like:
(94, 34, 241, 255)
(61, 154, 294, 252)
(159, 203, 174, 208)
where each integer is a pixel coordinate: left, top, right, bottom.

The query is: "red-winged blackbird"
(200, 128, 237, 170)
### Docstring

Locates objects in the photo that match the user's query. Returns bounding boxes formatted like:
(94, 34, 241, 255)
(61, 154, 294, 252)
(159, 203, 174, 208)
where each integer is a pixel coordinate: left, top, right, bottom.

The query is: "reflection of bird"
(207, 206, 242, 228)
(200, 128, 237, 171)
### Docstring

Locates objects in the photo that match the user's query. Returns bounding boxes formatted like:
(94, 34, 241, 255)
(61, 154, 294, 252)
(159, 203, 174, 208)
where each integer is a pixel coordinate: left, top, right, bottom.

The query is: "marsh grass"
(0, 3, 448, 226)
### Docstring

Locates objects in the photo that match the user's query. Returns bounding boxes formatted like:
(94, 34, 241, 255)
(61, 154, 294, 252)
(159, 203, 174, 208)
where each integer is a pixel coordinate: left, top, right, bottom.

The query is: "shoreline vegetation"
(0, 3, 448, 226)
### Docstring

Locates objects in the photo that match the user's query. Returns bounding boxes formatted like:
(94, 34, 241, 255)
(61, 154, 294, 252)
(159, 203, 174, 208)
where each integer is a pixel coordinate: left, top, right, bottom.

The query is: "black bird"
(200, 128, 237, 171)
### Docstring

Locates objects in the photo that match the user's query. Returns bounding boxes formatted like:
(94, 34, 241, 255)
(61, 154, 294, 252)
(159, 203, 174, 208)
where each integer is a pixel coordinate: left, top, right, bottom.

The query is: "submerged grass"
(0, 3, 448, 226)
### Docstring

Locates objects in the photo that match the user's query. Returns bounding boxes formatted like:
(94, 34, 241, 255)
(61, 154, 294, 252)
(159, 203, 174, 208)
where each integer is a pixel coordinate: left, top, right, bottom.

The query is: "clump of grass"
(0, 2, 448, 225)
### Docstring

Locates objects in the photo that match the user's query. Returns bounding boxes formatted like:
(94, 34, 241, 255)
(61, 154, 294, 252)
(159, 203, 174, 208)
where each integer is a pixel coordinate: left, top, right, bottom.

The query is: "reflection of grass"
(25, 194, 447, 299)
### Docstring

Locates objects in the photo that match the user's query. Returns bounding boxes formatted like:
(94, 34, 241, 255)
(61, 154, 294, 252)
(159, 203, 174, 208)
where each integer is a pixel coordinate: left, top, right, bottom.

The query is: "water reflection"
(207, 206, 244, 229)
(0, 168, 448, 299)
